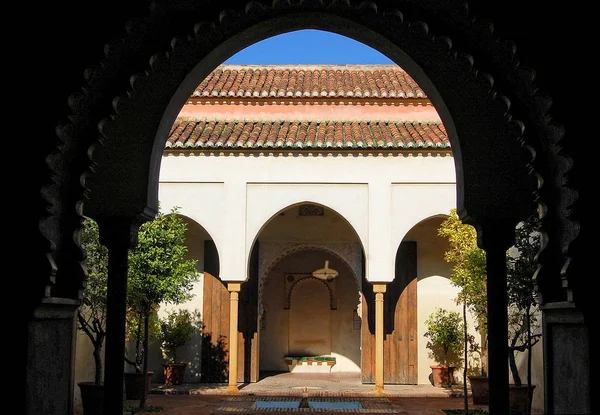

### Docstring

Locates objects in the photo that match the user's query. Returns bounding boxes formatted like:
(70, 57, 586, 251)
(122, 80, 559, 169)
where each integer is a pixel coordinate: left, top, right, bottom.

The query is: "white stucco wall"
(159, 151, 456, 284)
(259, 269, 361, 373)
(157, 150, 458, 383)
(404, 216, 478, 385)
(417, 276, 464, 383)
(75, 148, 544, 405)
(74, 150, 460, 394)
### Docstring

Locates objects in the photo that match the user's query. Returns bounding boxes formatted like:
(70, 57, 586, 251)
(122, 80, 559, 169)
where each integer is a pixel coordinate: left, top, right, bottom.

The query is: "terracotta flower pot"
(468, 375, 489, 404)
(430, 365, 454, 387)
(123, 371, 154, 400)
(509, 384, 536, 415)
(162, 362, 188, 385)
(78, 382, 104, 415)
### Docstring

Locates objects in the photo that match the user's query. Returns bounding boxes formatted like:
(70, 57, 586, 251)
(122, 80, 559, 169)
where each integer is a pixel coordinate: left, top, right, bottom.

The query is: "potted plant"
(439, 209, 542, 411)
(124, 206, 200, 411)
(158, 308, 201, 385)
(506, 213, 542, 415)
(76, 218, 108, 415)
(424, 307, 464, 387)
(438, 209, 488, 407)
(123, 305, 158, 401)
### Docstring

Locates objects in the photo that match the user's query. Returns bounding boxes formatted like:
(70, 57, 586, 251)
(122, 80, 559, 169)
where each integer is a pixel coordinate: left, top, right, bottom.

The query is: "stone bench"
(284, 356, 336, 373)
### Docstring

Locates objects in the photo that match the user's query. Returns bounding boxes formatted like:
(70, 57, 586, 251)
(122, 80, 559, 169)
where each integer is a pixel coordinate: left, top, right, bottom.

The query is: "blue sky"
(224, 29, 394, 65)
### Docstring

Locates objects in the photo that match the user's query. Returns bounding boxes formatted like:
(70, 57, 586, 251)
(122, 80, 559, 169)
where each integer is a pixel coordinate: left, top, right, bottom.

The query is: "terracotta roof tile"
(167, 119, 449, 150)
(193, 64, 426, 99)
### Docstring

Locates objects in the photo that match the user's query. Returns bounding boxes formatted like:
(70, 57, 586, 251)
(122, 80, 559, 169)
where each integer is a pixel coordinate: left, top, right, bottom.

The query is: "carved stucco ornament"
(258, 242, 362, 317)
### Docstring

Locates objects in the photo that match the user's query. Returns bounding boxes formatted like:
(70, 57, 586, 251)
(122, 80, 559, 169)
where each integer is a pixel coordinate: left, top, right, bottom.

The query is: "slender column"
(373, 282, 387, 394)
(97, 218, 140, 415)
(227, 282, 242, 394)
(477, 219, 516, 415)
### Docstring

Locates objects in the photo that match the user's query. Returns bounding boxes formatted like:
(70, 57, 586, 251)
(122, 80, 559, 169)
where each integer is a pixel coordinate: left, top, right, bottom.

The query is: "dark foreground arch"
(29, 1, 588, 414)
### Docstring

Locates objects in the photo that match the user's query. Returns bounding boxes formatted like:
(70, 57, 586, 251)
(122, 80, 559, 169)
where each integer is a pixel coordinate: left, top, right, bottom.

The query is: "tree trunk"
(526, 306, 532, 412)
(480, 333, 488, 376)
(139, 311, 150, 409)
(463, 301, 469, 413)
(508, 334, 522, 386)
(93, 339, 104, 385)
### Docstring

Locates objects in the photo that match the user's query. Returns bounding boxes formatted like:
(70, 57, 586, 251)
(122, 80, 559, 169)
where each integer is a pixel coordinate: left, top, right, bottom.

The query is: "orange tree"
(438, 209, 487, 412)
(507, 213, 542, 393)
(158, 308, 200, 364)
(438, 209, 487, 369)
(126, 206, 199, 410)
(439, 209, 542, 412)
(77, 218, 109, 386)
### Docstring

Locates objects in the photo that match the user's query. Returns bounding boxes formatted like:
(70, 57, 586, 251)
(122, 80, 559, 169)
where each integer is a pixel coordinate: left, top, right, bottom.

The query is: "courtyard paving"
(116, 372, 490, 415)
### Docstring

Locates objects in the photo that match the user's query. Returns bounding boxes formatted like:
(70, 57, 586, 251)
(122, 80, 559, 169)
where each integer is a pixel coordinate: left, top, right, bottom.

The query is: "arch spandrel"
(63, 1, 570, 304)
(246, 198, 368, 268)
(82, 6, 533, 225)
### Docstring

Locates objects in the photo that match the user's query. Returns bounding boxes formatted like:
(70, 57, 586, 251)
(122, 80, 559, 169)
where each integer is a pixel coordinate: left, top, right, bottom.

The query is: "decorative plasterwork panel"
(257, 242, 363, 317)
(258, 242, 362, 286)
(284, 274, 337, 310)
(298, 204, 324, 216)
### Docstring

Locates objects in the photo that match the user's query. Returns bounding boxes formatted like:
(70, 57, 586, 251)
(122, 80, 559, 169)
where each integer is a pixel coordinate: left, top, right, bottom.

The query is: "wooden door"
(200, 240, 230, 382)
(361, 241, 417, 384)
(238, 242, 259, 382)
(201, 240, 260, 383)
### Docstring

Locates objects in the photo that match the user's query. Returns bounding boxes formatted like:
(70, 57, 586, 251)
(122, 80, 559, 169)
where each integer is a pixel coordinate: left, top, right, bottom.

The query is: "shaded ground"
(76, 372, 495, 415)
(121, 395, 489, 415)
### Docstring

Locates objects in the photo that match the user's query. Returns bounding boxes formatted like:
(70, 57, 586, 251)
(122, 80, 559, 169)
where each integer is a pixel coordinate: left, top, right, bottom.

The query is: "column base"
(375, 385, 386, 395)
(226, 384, 239, 394)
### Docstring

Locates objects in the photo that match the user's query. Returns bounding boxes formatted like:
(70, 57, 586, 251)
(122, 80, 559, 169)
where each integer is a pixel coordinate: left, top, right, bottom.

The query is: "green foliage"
(438, 209, 487, 335)
(78, 217, 109, 385)
(125, 205, 199, 357)
(124, 205, 200, 411)
(159, 309, 201, 363)
(124, 305, 160, 373)
(438, 209, 543, 388)
(507, 214, 540, 312)
(506, 213, 542, 386)
(125, 307, 160, 344)
(438, 208, 489, 386)
(127, 206, 200, 312)
(424, 308, 464, 366)
(80, 218, 109, 313)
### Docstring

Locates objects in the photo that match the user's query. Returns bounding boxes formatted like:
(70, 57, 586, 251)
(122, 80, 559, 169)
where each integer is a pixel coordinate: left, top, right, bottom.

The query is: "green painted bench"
(284, 356, 336, 373)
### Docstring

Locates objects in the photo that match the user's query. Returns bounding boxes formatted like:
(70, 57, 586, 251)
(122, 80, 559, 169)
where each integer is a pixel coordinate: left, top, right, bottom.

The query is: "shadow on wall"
(200, 329, 228, 382)
(426, 342, 464, 371)
(186, 330, 203, 381)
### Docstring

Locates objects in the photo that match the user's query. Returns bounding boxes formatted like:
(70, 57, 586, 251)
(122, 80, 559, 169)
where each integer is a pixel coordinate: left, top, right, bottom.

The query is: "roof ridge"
(196, 64, 424, 98)
(175, 117, 443, 124)
(216, 63, 402, 69)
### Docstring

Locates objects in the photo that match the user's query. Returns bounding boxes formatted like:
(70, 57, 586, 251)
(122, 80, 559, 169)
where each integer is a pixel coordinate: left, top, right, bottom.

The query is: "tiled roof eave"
(167, 119, 449, 150)
(163, 148, 453, 154)
(186, 96, 432, 106)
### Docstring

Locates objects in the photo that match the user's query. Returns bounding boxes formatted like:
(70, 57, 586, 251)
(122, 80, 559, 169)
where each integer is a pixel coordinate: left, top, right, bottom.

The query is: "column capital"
(465, 217, 519, 252)
(372, 282, 387, 294)
(95, 213, 152, 251)
(228, 282, 242, 293)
